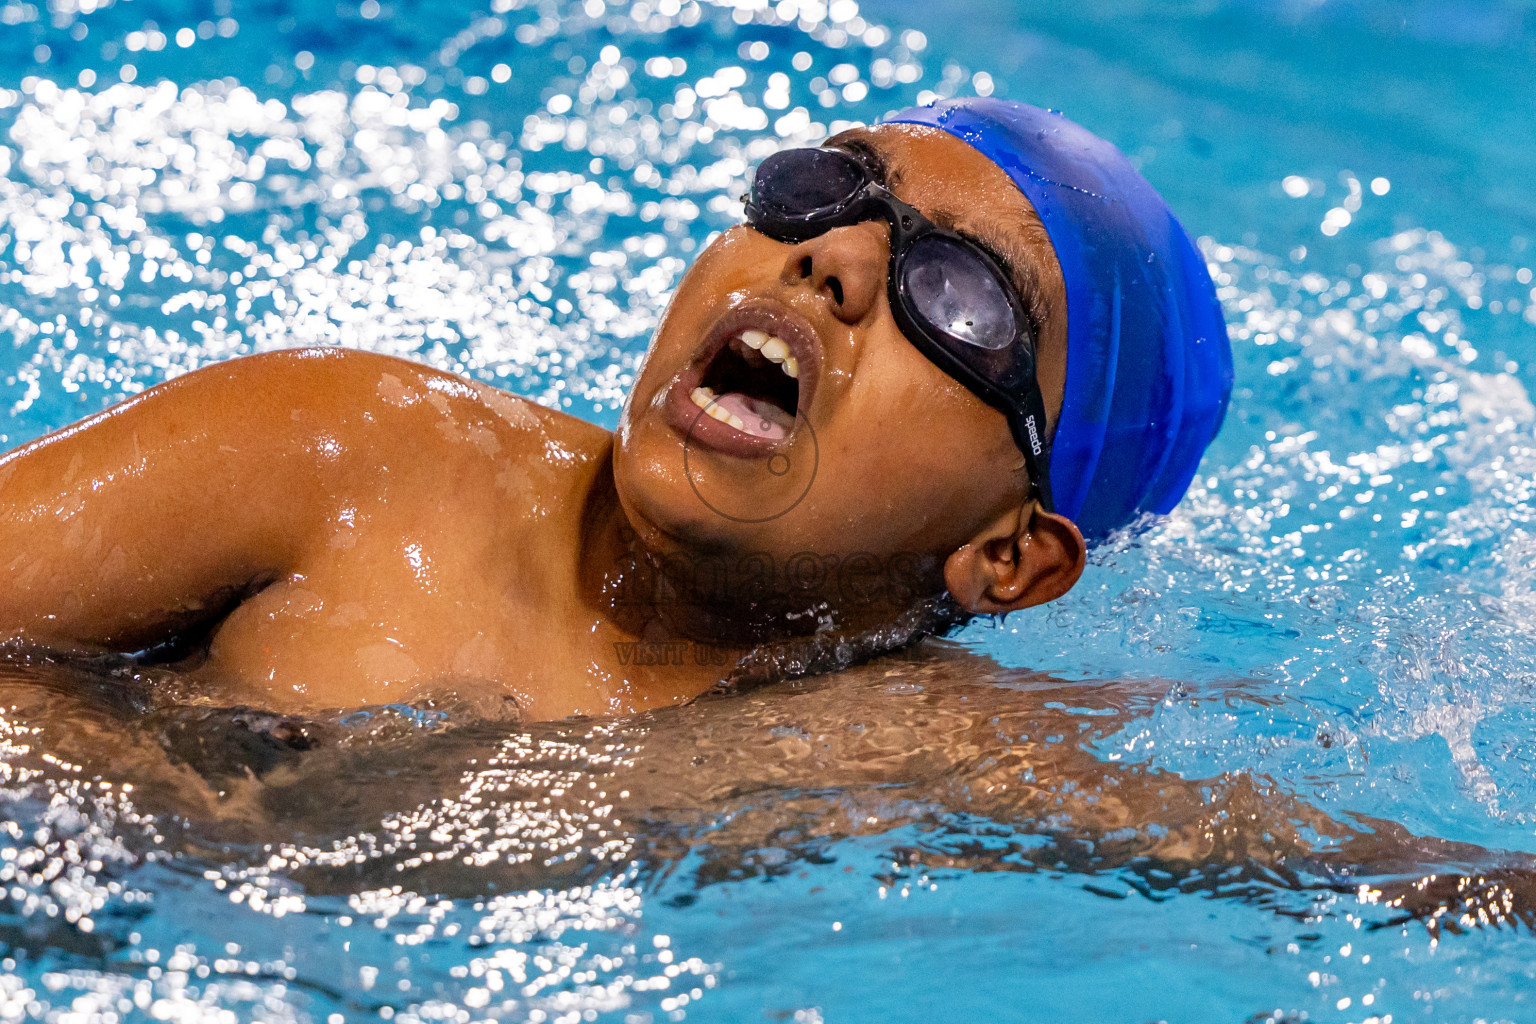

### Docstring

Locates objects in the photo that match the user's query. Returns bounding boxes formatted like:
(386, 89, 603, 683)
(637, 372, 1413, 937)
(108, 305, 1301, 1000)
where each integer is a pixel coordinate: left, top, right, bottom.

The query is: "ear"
(942, 503, 1086, 615)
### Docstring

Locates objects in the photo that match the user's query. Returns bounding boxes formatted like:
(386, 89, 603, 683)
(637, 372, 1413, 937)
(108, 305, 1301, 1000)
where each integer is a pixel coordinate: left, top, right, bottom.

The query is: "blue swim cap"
(884, 98, 1233, 540)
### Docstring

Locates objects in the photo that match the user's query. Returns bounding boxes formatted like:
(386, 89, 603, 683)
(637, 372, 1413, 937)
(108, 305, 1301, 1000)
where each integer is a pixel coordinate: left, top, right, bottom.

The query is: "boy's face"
(612, 123, 1070, 611)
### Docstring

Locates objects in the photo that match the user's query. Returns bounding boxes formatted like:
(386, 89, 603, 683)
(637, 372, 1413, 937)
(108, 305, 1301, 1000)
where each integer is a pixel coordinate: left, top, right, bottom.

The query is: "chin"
(611, 430, 738, 556)
(616, 374, 823, 555)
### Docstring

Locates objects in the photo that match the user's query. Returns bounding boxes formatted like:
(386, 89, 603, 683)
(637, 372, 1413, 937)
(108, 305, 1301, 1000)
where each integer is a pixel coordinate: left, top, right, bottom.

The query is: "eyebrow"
(830, 137, 1049, 342)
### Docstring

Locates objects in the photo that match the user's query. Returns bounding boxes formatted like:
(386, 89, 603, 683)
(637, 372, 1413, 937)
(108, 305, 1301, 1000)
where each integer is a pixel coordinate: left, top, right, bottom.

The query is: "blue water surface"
(3, 0, 1536, 1021)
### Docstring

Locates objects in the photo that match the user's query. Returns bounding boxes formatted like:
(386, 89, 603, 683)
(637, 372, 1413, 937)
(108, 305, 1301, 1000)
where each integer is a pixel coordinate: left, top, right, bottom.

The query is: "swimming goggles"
(743, 145, 1055, 511)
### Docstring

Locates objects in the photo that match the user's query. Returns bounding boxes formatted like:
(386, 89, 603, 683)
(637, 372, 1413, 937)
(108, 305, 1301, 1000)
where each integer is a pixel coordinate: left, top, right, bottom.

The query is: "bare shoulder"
(1, 347, 448, 463)
(0, 347, 612, 513)
(303, 349, 614, 470)
(143, 347, 606, 465)
(137, 347, 575, 436)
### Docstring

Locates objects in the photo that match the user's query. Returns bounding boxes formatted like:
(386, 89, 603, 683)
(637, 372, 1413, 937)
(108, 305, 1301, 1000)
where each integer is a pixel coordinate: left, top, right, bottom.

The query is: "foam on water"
(4, 0, 1536, 1021)
(975, 225, 1536, 851)
(0, 0, 968, 443)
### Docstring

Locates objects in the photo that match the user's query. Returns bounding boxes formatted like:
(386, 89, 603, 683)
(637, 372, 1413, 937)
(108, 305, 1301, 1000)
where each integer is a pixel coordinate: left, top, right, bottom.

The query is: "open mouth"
(689, 329, 801, 440)
(667, 305, 819, 457)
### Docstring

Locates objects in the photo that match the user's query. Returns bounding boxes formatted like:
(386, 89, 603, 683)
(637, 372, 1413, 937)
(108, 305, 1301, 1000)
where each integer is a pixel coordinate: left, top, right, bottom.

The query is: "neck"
(575, 454, 964, 683)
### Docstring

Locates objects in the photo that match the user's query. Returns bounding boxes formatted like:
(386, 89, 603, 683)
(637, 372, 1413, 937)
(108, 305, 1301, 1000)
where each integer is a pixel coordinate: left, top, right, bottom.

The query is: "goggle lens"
(750, 148, 865, 221)
(901, 234, 1018, 352)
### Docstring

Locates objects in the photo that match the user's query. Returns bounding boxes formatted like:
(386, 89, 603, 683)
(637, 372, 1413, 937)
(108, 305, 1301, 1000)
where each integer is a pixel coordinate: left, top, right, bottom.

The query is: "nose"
(780, 220, 887, 325)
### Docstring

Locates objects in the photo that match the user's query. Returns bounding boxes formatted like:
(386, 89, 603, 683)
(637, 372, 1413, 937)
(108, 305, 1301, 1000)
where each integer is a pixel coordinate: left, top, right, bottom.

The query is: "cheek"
(839, 430, 1000, 511)
(856, 329, 1006, 460)
(818, 355, 1020, 546)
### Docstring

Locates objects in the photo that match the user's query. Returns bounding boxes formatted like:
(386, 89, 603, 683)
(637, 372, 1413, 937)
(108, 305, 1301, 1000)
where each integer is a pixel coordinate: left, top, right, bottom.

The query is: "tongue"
(715, 392, 793, 439)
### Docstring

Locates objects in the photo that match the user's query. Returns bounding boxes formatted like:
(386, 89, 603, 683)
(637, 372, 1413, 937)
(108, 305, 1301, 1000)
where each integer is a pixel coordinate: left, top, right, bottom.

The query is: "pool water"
(3, 0, 1536, 1021)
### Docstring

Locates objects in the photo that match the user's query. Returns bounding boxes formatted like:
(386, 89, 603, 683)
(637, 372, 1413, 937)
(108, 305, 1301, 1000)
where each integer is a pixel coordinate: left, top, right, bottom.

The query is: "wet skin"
(0, 124, 1085, 718)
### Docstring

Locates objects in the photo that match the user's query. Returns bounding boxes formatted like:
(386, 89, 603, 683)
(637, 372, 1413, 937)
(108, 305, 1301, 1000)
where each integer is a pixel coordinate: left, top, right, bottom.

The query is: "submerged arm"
(591, 648, 1536, 931)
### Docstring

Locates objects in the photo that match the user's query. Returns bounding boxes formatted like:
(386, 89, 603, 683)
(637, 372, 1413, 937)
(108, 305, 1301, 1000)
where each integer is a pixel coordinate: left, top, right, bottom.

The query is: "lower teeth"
(691, 387, 746, 431)
(689, 387, 791, 438)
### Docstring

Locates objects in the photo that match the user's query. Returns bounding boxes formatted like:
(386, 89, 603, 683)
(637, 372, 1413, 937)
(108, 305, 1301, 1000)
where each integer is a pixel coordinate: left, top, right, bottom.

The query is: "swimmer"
(0, 98, 1231, 720)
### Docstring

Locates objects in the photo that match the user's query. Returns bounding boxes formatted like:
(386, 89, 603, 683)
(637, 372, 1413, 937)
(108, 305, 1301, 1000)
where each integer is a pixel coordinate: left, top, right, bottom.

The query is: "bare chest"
(188, 531, 520, 706)
(189, 531, 714, 718)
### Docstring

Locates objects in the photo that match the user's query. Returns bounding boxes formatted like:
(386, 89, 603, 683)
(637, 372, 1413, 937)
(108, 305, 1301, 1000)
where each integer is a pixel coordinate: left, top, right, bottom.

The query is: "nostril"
(799, 255, 813, 278)
(827, 276, 844, 306)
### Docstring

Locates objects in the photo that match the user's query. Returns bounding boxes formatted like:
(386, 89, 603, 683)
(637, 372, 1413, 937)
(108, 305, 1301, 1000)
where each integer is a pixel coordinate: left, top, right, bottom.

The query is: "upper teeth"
(749, 334, 798, 379)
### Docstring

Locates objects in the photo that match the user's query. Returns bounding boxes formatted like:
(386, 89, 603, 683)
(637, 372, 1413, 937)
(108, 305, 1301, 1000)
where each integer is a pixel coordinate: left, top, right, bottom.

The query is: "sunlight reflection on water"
(4, 0, 1536, 1020)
